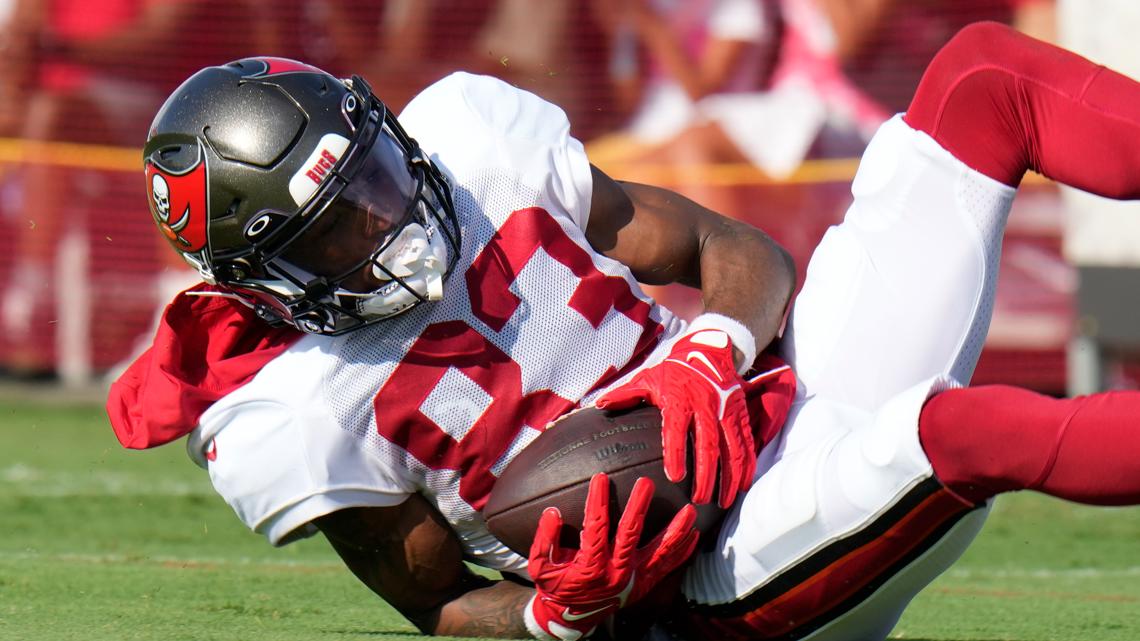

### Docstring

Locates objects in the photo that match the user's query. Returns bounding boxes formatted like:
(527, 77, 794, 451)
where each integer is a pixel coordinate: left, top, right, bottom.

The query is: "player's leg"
(905, 21, 1140, 199)
(920, 384, 1140, 505)
(785, 21, 1140, 412)
(676, 22, 1140, 641)
(684, 23, 1022, 636)
(676, 381, 1140, 638)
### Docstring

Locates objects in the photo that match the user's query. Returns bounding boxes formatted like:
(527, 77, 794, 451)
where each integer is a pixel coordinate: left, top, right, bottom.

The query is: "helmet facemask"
(216, 77, 461, 335)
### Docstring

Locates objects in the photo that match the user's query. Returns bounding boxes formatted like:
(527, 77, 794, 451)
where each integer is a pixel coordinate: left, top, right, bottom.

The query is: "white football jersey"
(187, 72, 686, 574)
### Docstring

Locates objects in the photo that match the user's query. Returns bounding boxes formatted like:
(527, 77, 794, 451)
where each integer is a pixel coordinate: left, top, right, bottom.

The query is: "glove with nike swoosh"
(597, 315, 757, 508)
(525, 474, 699, 641)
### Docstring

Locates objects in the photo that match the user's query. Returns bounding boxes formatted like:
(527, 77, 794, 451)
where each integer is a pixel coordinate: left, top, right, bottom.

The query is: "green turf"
(2, 399, 1138, 640)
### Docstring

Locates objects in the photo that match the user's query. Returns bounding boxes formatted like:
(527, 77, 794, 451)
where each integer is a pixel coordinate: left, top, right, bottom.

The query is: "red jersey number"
(372, 208, 661, 509)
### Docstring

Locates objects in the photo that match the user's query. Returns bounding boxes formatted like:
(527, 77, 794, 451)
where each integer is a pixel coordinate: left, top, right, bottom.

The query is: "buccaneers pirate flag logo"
(145, 149, 208, 254)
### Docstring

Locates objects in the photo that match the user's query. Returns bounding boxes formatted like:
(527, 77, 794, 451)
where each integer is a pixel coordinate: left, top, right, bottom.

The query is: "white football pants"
(681, 115, 1017, 641)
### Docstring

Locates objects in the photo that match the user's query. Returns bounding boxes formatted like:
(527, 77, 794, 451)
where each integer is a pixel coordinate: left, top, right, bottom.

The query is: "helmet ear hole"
(152, 144, 200, 172)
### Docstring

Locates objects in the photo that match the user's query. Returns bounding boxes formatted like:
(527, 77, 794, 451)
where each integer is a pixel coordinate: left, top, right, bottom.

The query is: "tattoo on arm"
(433, 579, 533, 638)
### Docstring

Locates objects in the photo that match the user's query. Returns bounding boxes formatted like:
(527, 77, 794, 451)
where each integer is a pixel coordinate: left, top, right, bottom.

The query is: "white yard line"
(1, 463, 212, 497)
(0, 549, 344, 570)
(945, 566, 1140, 580)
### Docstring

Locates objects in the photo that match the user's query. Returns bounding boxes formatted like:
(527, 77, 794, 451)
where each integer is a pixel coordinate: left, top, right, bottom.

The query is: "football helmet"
(143, 57, 459, 334)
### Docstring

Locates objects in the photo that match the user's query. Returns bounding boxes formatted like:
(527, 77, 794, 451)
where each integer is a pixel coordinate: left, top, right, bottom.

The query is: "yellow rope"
(593, 158, 862, 186)
(0, 137, 139, 171)
(0, 136, 1051, 186)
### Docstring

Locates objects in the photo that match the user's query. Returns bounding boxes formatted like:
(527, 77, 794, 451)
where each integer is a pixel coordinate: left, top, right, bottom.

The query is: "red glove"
(525, 474, 699, 641)
(597, 327, 754, 508)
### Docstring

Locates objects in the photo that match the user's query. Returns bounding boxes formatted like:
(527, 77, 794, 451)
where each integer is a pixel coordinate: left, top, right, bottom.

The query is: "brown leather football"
(484, 405, 725, 556)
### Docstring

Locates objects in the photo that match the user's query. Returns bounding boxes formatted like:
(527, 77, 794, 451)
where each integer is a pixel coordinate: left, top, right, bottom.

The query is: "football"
(484, 405, 726, 556)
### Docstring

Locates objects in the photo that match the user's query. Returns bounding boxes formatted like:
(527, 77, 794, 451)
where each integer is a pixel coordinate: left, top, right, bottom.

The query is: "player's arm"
(315, 495, 533, 638)
(586, 164, 795, 366)
(587, 164, 796, 507)
(316, 478, 697, 640)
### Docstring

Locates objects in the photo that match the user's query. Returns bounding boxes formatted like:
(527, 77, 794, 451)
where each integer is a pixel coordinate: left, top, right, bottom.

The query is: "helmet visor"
(280, 130, 419, 292)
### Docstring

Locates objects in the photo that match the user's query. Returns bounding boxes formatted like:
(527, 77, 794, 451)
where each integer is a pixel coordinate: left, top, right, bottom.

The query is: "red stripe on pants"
(686, 488, 973, 640)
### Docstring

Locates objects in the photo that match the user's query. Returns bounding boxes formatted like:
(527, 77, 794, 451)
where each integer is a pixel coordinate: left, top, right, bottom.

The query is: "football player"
(109, 22, 1140, 641)
(111, 54, 796, 640)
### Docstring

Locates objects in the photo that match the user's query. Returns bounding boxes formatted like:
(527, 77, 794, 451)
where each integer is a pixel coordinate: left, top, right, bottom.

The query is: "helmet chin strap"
(355, 222, 448, 317)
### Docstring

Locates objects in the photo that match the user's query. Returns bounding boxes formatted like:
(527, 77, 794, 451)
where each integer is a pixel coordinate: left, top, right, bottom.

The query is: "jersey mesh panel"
(951, 170, 1015, 382)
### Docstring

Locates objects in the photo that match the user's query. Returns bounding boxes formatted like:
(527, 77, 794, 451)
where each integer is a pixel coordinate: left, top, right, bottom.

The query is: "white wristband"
(525, 596, 557, 640)
(686, 313, 758, 375)
(524, 595, 593, 641)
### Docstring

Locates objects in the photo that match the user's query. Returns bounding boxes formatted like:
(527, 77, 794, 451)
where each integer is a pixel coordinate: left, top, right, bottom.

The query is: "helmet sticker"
(288, 133, 351, 206)
(146, 155, 208, 254)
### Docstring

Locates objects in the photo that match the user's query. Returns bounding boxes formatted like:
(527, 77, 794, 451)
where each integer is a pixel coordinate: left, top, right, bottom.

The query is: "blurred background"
(0, 0, 1134, 397)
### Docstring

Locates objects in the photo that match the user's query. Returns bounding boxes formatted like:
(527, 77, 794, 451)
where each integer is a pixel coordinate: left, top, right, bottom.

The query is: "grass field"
(2, 397, 1139, 641)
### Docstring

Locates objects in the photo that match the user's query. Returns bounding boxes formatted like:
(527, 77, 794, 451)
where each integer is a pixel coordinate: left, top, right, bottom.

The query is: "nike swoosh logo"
(686, 351, 723, 383)
(562, 604, 613, 622)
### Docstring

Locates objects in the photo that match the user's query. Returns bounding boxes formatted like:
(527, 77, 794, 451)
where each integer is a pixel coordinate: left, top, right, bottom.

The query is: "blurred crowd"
(0, 0, 1065, 385)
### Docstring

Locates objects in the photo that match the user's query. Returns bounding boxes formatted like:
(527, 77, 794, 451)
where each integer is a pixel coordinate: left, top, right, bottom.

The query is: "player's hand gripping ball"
(523, 474, 699, 641)
(598, 328, 754, 508)
(484, 406, 726, 558)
